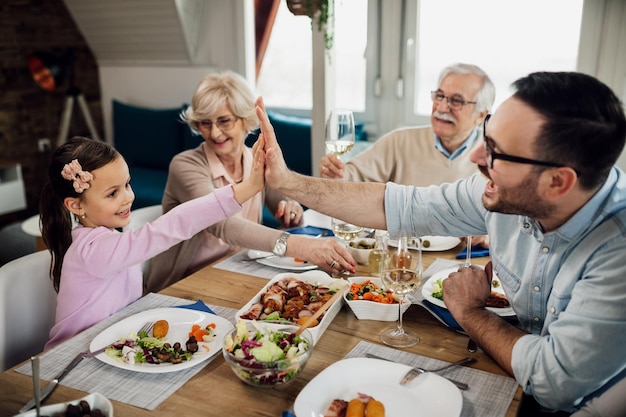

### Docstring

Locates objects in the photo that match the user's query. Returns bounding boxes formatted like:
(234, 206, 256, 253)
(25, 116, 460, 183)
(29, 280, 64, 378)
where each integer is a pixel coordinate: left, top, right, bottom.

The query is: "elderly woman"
(144, 71, 354, 292)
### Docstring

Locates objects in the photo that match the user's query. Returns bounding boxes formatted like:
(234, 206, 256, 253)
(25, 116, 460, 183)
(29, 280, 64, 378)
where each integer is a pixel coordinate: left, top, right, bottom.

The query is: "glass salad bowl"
(222, 321, 313, 388)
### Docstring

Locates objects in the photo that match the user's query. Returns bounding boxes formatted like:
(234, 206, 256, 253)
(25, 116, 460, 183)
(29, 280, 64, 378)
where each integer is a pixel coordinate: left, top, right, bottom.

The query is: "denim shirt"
(385, 168, 626, 411)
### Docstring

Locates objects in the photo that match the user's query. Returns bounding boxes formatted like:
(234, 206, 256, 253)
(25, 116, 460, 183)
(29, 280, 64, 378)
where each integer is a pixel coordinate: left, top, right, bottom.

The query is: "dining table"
(0, 238, 523, 417)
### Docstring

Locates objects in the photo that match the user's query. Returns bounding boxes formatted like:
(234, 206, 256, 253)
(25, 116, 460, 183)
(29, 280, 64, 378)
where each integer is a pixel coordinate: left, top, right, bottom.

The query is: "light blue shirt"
(385, 168, 626, 412)
(434, 127, 479, 160)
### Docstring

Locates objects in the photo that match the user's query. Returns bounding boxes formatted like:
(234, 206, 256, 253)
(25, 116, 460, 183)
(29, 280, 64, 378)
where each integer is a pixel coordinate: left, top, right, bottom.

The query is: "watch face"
(273, 233, 289, 256)
(274, 242, 287, 256)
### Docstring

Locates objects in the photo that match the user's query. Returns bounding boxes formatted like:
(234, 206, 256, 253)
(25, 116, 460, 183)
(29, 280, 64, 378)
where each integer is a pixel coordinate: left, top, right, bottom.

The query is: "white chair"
(124, 205, 163, 273)
(0, 250, 56, 371)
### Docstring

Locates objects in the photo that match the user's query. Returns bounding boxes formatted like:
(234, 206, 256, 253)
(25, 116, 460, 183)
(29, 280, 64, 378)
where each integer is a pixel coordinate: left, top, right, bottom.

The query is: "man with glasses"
(319, 63, 494, 247)
(319, 63, 494, 189)
(256, 71, 626, 414)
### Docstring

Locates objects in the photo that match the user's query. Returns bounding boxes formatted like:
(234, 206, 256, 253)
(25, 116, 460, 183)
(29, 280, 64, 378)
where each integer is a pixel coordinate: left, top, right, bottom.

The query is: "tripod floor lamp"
(27, 51, 101, 147)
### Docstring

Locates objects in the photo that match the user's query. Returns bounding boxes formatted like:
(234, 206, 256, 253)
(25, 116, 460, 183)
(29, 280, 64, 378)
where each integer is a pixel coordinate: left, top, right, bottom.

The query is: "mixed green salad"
(105, 328, 197, 365)
(223, 321, 311, 385)
(431, 278, 444, 300)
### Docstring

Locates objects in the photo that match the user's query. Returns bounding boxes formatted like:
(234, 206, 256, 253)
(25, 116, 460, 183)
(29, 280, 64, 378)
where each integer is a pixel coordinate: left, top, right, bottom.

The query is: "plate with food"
(15, 393, 113, 417)
(294, 357, 462, 417)
(236, 270, 348, 344)
(416, 236, 462, 252)
(421, 267, 515, 316)
(89, 307, 234, 373)
(247, 250, 317, 271)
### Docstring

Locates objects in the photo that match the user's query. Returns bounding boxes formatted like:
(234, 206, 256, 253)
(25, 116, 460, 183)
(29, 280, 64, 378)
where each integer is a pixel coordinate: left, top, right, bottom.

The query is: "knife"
(19, 347, 107, 413)
(365, 353, 469, 391)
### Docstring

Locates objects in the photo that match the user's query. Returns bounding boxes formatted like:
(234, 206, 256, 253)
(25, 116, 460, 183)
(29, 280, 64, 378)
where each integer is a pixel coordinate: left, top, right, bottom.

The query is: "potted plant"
(286, 0, 334, 51)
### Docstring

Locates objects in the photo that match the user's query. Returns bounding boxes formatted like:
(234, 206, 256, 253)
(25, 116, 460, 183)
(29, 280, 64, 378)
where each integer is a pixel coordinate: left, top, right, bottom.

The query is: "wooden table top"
(0, 246, 522, 417)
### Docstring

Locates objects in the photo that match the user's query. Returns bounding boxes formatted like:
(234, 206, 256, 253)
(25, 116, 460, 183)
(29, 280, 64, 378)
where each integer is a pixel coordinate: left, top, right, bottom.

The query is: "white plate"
(418, 236, 462, 251)
(422, 267, 515, 317)
(294, 357, 462, 417)
(15, 393, 113, 417)
(89, 307, 233, 373)
(235, 270, 347, 344)
(247, 249, 317, 271)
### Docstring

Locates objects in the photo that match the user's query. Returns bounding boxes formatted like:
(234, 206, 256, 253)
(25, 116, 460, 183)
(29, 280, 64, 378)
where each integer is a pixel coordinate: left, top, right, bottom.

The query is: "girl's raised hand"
(232, 134, 265, 205)
(249, 134, 266, 192)
(255, 96, 290, 189)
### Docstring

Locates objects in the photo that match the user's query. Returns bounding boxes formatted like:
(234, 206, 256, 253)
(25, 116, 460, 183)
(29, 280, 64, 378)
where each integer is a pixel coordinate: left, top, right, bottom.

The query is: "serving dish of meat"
(236, 271, 348, 344)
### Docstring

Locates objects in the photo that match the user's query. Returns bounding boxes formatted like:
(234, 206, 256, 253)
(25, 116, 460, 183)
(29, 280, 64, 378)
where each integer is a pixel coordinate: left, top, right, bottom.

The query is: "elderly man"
(319, 63, 494, 187)
(255, 70, 626, 414)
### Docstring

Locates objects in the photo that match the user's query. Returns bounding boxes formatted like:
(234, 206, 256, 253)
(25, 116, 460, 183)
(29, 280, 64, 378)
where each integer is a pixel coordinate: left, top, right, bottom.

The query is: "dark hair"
(40, 137, 119, 292)
(512, 72, 626, 190)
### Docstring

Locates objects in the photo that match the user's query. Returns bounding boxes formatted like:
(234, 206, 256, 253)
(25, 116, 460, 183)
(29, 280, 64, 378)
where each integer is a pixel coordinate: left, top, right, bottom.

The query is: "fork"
(138, 321, 155, 335)
(400, 357, 476, 386)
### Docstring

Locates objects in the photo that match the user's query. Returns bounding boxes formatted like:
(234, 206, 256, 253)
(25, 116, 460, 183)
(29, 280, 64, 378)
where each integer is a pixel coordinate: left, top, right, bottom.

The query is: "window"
(256, 0, 368, 113)
(409, 0, 584, 118)
(258, 0, 587, 137)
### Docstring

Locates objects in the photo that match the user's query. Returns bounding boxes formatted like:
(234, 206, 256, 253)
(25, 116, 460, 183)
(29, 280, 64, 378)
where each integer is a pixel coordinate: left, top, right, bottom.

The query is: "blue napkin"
(288, 225, 334, 237)
(175, 300, 217, 315)
(421, 299, 465, 333)
(455, 244, 490, 259)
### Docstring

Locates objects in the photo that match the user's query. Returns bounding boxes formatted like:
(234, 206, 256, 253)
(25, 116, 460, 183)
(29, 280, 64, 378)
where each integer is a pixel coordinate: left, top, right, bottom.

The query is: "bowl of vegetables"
(344, 277, 413, 321)
(347, 238, 377, 265)
(222, 321, 313, 387)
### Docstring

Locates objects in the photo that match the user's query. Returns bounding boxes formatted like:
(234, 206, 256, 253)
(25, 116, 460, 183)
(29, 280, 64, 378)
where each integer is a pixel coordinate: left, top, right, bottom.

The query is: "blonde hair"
(183, 70, 258, 135)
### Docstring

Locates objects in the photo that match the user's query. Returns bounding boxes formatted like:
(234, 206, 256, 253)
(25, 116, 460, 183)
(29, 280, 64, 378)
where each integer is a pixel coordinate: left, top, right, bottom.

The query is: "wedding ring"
(329, 260, 338, 268)
(290, 211, 297, 219)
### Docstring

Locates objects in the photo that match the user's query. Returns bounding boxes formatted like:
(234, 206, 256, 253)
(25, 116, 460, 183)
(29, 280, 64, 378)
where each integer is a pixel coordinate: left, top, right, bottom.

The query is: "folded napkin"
(288, 225, 334, 237)
(456, 244, 490, 259)
(175, 300, 217, 315)
(420, 299, 465, 334)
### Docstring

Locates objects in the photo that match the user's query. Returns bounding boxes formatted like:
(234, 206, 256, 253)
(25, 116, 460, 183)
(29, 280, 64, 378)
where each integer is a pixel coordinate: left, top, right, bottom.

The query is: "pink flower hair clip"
(61, 159, 93, 193)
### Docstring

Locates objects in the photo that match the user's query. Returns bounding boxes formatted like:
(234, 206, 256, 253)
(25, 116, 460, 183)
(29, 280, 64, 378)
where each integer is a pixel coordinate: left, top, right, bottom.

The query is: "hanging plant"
(286, 0, 334, 51)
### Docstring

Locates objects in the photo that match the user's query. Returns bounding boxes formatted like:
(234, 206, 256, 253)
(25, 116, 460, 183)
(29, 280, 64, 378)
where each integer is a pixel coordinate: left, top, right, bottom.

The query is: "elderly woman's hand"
(275, 200, 304, 227)
(287, 235, 356, 275)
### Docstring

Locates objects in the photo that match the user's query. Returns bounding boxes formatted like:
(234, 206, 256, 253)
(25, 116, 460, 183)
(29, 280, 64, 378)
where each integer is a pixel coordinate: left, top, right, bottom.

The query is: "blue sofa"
(112, 100, 367, 220)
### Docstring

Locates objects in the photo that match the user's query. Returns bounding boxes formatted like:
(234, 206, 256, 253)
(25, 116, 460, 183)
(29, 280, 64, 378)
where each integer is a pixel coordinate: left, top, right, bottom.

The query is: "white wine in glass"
(379, 234, 422, 347)
(331, 220, 363, 241)
(325, 109, 355, 158)
(330, 217, 363, 278)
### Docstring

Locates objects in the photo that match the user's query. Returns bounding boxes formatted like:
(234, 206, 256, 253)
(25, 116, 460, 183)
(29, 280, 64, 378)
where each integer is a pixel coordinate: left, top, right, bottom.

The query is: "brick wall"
(0, 0, 102, 228)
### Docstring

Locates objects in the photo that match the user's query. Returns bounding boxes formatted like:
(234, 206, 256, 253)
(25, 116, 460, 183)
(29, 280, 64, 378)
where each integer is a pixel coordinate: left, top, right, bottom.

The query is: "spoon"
(31, 356, 41, 417)
(294, 285, 347, 337)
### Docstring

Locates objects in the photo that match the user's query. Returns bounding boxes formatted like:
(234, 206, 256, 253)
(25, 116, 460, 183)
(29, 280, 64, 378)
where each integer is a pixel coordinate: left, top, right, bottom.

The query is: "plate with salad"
(421, 267, 515, 317)
(89, 307, 234, 373)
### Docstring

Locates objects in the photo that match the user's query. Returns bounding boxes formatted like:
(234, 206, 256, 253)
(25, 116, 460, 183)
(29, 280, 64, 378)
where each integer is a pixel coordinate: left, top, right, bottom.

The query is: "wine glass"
(379, 233, 423, 347)
(330, 217, 363, 277)
(325, 109, 355, 159)
(464, 235, 472, 267)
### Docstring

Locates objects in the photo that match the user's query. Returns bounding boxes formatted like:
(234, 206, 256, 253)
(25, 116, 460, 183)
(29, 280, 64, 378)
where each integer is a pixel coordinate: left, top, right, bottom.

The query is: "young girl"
(41, 136, 265, 349)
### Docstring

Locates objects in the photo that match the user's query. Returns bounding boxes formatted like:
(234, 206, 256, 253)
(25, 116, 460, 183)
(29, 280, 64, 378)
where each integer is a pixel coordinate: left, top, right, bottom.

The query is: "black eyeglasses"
(199, 116, 240, 132)
(431, 90, 477, 110)
(483, 114, 576, 173)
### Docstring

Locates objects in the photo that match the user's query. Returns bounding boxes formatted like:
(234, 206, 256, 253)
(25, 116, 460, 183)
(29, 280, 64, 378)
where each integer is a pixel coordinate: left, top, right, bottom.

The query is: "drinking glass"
(330, 217, 363, 277)
(324, 109, 355, 159)
(379, 233, 423, 347)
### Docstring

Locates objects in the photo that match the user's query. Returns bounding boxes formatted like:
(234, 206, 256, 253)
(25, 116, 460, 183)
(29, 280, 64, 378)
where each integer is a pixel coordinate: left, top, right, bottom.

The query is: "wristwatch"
(272, 232, 290, 256)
